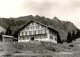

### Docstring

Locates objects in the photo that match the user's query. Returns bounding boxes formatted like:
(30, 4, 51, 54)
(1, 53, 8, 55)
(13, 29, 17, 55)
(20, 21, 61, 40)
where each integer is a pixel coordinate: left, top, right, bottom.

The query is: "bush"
(14, 44, 24, 49)
(69, 44, 74, 47)
(14, 51, 23, 53)
(3, 53, 12, 57)
(45, 46, 56, 51)
(41, 41, 45, 46)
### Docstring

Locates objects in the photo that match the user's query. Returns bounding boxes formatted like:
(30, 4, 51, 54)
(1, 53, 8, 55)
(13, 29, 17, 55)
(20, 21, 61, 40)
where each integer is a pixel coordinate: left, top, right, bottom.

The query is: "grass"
(3, 53, 12, 57)
(1, 41, 80, 57)
(43, 55, 53, 57)
(0, 49, 3, 51)
(45, 46, 56, 51)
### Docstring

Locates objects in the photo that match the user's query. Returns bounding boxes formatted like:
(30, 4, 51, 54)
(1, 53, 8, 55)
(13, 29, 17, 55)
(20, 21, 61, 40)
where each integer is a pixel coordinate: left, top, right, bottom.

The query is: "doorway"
(31, 36, 34, 41)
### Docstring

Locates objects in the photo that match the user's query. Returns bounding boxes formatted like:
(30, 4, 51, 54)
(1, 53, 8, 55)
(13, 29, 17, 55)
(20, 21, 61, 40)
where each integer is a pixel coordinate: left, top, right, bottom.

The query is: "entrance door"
(31, 36, 34, 41)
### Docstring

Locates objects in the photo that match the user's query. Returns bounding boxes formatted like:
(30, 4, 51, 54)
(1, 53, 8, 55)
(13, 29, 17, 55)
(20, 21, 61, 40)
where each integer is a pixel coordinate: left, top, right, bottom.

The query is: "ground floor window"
(55, 38, 57, 41)
(19, 34, 47, 41)
(34, 34, 47, 39)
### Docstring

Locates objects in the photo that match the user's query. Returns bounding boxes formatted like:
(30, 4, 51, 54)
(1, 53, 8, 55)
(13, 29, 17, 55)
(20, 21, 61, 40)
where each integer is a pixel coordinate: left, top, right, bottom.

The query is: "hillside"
(0, 15, 78, 40)
(1, 40, 80, 57)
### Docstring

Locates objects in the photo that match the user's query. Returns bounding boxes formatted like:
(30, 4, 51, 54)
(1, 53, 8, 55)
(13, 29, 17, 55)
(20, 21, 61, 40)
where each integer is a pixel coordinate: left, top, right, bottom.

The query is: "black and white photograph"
(0, 0, 80, 57)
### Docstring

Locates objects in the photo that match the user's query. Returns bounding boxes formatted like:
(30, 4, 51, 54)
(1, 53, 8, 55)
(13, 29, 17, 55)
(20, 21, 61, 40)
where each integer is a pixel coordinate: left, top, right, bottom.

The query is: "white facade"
(18, 21, 57, 43)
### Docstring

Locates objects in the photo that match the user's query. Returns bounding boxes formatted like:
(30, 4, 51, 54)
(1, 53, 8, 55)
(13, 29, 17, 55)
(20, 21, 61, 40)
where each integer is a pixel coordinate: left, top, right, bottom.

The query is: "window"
(34, 31, 36, 34)
(36, 31, 38, 34)
(20, 37, 24, 40)
(23, 32, 26, 36)
(38, 30, 42, 34)
(46, 30, 48, 33)
(38, 30, 41, 34)
(33, 27, 34, 29)
(39, 26, 41, 28)
(26, 32, 27, 35)
(27, 31, 29, 35)
(36, 26, 39, 29)
(42, 34, 47, 38)
(50, 35, 53, 40)
(42, 30, 45, 34)
(30, 27, 32, 29)
(32, 31, 34, 35)
(22, 32, 23, 36)
(40, 30, 42, 34)
(26, 27, 29, 30)
(29, 31, 32, 35)
(31, 22, 34, 25)
(30, 27, 34, 29)
(44, 34, 47, 38)
(23, 37, 25, 40)
(20, 32, 22, 36)
(55, 38, 57, 41)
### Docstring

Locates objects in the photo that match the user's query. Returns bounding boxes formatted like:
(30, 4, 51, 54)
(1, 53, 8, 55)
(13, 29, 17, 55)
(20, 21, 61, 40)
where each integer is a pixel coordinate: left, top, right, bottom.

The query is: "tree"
(72, 30, 76, 40)
(67, 32, 72, 43)
(0, 32, 4, 42)
(57, 32, 62, 43)
(76, 30, 80, 38)
(13, 31, 18, 42)
(5, 25, 12, 35)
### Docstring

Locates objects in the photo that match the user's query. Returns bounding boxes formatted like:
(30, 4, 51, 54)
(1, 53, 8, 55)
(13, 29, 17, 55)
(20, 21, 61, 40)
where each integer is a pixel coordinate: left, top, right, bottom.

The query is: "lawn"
(0, 40, 80, 57)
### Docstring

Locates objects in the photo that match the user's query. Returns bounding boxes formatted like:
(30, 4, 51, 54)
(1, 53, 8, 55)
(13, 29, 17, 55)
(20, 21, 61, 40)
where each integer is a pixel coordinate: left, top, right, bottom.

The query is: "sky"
(0, 0, 80, 29)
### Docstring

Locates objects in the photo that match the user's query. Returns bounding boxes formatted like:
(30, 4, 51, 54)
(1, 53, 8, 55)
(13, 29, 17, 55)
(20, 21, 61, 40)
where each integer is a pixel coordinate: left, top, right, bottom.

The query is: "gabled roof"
(17, 19, 58, 34)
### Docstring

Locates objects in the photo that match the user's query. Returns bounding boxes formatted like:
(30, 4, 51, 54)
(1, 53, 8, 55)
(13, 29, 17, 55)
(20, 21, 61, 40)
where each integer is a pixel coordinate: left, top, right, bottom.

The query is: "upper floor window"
(31, 27, 32, 29)
(36, 31, 38, 34)
(27, 31, 29, 35)
(33, 27, 34, 29)
(31, 27, 34, 29)
(38, 30, 42, 34)
(46, 30, 48, 33)
(36, 26, 39, 29)
(23, 32, 26, 36)
(20, 32, 24, 36)
(26, 27, 29, 30)
(42, 30, 45, 34)
(29, 31, 32, 35)
(55, 38, 57, 41)
(20, 32, 22, 36)
(31, 22, 34, 25)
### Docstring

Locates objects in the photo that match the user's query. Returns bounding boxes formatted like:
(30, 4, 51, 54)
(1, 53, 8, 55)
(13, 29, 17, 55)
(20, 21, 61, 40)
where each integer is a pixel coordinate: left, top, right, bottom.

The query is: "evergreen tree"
(5, 25, 12, 35)
(72, 30, 76, 40)
(57, 32, 62, 43)
(67, 32, 72, 43)
(13, 31, 18, 42)
(0, 32, 4, 42)
(76, 30, 80, 38)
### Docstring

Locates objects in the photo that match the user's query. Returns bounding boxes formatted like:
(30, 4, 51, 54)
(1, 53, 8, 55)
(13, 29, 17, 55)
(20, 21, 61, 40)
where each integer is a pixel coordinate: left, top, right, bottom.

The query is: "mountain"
(0, 15, 78, 40)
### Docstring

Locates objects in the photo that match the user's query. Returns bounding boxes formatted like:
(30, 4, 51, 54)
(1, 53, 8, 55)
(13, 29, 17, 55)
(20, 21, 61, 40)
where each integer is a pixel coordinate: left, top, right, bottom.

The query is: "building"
(17, 20, 61, 43)
(2, 35, 15, 42)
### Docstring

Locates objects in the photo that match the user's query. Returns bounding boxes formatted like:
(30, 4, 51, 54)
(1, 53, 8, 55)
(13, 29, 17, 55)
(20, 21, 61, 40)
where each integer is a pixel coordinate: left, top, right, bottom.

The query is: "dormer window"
(32, 22, 34, 25)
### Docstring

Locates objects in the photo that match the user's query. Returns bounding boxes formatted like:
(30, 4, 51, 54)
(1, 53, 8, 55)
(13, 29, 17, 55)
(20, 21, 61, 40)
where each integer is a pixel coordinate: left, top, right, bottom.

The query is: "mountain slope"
(0, 15, 78, 40)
